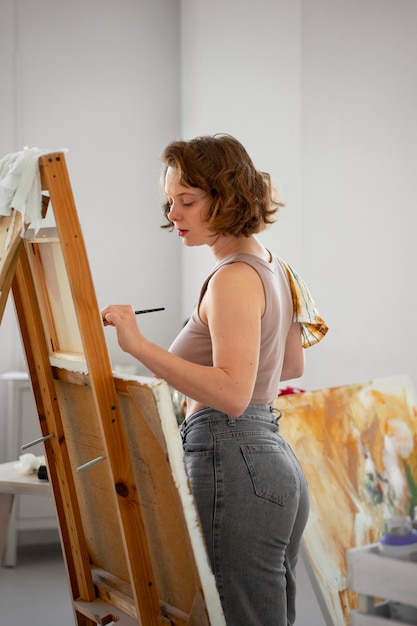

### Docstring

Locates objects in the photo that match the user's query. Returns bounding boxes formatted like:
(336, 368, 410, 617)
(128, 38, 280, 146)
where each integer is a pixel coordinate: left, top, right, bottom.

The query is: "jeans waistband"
(181, 403, 282, 434)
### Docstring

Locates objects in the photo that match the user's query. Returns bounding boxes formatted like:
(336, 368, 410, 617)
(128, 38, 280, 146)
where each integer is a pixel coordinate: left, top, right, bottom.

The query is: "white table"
(0, 371, 58, 566)
(0, 461, 52, 566)
(348, 543, 417, 625)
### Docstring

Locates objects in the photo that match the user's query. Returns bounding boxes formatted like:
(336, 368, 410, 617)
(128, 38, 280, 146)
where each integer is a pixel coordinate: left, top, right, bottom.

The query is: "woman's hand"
(101, 304, 143, 357)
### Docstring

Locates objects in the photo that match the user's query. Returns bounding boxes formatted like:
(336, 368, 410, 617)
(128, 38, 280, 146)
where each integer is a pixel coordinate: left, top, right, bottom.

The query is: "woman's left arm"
(280, 322, 304, 381)
(101, 262, 264, 417)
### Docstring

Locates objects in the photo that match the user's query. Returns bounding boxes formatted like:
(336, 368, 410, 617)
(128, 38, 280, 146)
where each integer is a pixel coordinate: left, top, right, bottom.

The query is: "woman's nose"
(168, 203, 179, 222)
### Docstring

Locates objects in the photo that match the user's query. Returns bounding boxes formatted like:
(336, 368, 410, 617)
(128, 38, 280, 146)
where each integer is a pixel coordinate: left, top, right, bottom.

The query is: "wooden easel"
(0, 153, 224, 626)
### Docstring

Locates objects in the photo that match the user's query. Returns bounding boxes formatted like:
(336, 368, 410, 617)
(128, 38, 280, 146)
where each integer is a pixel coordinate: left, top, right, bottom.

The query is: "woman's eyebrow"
(165, 191, 200, 198)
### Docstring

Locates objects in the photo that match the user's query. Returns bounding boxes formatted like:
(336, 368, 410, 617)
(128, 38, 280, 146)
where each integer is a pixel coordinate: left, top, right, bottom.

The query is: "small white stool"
(0, 461, 52, 567)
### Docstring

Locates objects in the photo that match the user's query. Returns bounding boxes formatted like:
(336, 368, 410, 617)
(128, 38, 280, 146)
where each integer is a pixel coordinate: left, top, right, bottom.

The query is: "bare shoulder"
(201, 261, 265, 322)
(210, 260, 263, 289)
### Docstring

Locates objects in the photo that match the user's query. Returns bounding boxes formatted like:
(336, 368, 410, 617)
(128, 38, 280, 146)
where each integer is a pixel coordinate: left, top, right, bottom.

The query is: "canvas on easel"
(0, 151, 225, 626)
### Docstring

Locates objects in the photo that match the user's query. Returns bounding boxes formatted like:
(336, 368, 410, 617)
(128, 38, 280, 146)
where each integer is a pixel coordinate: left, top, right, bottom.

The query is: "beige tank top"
(169, 253, 293, 405)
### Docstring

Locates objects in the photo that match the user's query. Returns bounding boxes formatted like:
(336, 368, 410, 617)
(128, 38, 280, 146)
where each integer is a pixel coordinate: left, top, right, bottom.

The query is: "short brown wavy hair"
(160, 134, 283, 237)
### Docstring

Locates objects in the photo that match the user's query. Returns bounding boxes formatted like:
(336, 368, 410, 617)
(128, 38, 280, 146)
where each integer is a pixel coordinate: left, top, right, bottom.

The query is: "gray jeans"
(180, 404, 309, 626)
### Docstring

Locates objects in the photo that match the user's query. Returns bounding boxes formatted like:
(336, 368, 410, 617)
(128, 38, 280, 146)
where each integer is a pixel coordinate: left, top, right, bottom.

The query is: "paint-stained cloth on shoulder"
(279, 260, 329, 348)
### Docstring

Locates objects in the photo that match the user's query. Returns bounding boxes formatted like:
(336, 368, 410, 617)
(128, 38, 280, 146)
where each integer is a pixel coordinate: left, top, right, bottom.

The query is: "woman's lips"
(178, 229, 188, 237)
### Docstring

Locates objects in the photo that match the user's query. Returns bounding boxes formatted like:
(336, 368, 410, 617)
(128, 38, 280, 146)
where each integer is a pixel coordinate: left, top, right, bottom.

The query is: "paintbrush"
(134, 307, 165, 315)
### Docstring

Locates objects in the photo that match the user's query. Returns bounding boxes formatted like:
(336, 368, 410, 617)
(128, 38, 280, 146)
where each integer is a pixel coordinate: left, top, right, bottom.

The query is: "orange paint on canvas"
(276, 375, 417, 626)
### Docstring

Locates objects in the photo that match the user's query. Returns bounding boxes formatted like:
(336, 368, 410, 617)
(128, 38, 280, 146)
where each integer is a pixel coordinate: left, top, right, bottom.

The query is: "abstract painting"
(276, 375, 417, 625)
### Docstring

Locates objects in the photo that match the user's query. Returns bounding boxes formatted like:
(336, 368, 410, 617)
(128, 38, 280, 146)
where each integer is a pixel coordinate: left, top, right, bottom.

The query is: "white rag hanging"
(0, 146, 68, 237)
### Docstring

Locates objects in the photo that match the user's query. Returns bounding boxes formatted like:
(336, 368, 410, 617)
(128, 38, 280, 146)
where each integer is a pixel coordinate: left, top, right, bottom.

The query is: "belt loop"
(272, 407, 282, 422)
(227, 415, 236, 426)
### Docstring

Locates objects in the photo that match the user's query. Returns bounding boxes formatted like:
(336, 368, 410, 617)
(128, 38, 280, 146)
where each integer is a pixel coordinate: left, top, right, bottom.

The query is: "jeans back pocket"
(241, 443, 297, 506)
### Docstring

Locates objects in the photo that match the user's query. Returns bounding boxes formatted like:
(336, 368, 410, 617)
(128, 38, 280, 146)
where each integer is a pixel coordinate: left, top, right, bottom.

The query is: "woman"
(102, 134, 327, 625)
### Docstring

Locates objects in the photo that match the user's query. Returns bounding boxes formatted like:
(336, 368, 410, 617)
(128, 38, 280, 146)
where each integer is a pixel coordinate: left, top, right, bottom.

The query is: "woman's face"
(165, 166, 213, 247)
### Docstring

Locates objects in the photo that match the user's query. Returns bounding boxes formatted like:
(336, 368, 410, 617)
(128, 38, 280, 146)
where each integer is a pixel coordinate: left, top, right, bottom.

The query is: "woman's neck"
(209, 234, 270, 263)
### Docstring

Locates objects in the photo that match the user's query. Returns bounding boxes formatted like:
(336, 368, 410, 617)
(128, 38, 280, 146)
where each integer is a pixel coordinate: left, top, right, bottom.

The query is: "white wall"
(1, 0, 417, 396)
(300, 0, 417, 391)
(0, 0, 182, 376)
(179, 0, 417, 393)
(180, 0, 303, 315)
